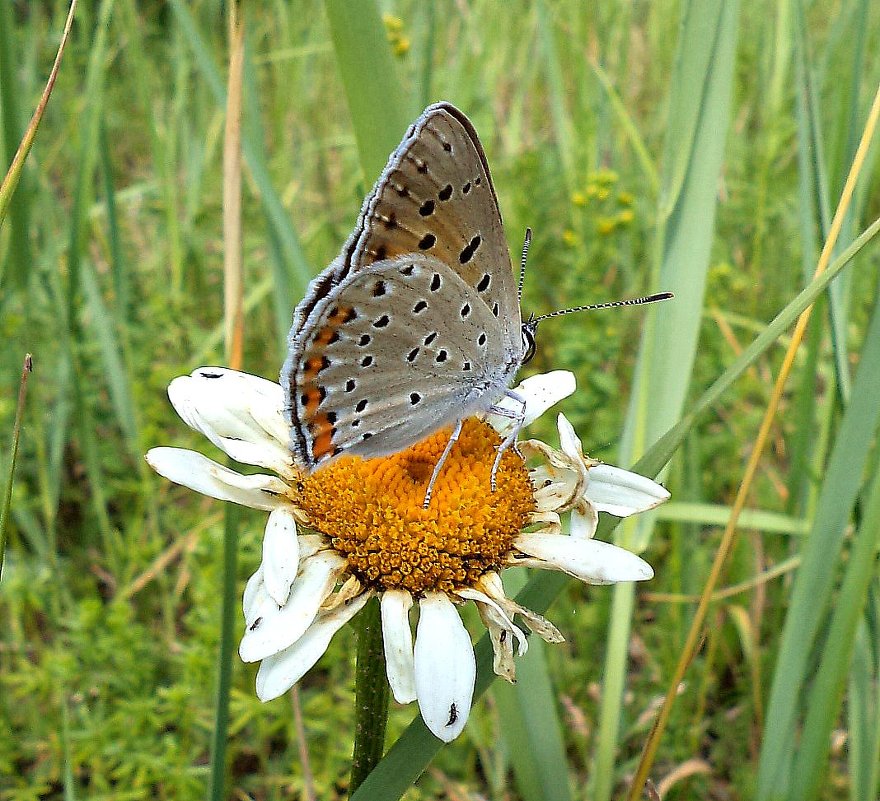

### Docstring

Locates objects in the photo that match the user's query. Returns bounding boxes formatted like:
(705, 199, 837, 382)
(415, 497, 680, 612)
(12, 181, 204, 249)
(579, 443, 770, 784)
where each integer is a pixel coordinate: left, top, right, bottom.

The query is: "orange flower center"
(296, 419, 535, 594)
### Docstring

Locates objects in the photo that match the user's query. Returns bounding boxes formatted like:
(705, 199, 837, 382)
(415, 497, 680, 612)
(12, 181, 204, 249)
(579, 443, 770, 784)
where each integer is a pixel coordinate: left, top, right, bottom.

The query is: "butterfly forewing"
(296, 104, 519, 344)
(287, 255, 519, 468)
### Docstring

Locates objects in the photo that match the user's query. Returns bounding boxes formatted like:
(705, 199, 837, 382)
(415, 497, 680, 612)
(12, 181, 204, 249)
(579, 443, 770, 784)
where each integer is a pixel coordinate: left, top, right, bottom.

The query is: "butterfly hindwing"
(287, 255, 520, 468)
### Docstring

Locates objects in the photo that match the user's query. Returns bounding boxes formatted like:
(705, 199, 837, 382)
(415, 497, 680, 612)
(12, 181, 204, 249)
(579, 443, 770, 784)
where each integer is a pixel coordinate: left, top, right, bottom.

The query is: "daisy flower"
(146, 367, 668, 742)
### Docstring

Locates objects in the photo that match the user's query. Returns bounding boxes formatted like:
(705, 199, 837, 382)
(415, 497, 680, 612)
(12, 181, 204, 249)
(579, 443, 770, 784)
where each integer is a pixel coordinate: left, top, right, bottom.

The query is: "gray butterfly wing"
(286, 255, 522, 469)
(292, 102, 521, 354)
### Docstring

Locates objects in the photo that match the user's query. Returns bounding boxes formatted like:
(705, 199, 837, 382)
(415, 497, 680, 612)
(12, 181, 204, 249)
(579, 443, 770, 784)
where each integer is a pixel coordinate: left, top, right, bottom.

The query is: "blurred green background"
(1, 2, 879, 800)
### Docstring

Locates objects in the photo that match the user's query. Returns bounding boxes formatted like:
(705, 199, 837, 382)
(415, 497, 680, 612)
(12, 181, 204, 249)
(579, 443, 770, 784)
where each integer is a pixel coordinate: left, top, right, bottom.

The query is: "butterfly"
(281, 102, 670, 504)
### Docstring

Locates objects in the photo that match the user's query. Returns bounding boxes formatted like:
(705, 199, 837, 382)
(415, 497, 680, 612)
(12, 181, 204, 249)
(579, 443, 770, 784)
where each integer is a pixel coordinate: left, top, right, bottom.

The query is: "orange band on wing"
(301, 385, 323, 418)
(309, 412, 338, 462)
(316, 304, 356, 344)
(299, 304, 355, 464)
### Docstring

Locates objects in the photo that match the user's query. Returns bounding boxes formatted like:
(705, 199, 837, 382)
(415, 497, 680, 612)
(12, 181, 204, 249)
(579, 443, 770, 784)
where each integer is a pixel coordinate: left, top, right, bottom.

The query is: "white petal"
(414, 593, 476, 742)
(262, 509, 300, 605)
(146, 447, 289, 510)
(487, 371, 576, 434)
(381, 590, 417, 704)
(168, 369, 293, 476)
(297, 534, 331, 562)
(570, 504, 598, 539)
(188, 367, 289, 444)
(239, 552, 346, 662)
(556, 413, 584, 461)
(514, 532, 654, 584)
(256, 590, 371, 701)
(585, 464, 670, 517)
(243, 566, 266, 627)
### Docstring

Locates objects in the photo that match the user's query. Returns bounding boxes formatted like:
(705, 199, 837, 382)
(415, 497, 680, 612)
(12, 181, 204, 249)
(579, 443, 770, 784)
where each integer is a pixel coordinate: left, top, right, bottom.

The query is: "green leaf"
(594, 3, 741, 796)
(493, 569, 572, 801)
(757, 284, 880, 800)
(324, 0, 411, 179)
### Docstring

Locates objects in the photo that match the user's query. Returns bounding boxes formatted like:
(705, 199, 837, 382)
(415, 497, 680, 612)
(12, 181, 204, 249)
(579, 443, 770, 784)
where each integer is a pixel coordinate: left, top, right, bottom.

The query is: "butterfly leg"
(488, 390, 527, 491)
(423, 418, 464, 509)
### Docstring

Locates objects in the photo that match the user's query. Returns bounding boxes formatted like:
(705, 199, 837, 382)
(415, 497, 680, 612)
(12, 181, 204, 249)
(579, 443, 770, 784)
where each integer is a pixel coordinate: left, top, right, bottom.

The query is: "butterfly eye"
(521, 324, 537, 364)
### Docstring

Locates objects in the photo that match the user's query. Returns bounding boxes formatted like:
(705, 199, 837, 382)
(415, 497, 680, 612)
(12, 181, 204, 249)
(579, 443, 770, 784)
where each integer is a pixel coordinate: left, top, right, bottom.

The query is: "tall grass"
(1, 2, 879, 800)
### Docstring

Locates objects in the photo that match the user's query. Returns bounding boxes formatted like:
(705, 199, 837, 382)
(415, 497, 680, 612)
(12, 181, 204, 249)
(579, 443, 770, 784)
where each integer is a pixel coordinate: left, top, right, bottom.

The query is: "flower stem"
(349, 596, 389, 795)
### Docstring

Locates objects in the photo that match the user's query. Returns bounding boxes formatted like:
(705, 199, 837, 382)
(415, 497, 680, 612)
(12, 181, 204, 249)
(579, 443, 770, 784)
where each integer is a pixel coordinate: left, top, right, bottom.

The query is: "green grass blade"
(634, 212, 880, 480)
(657, 502, 808, 535)
(756, 289, 880, 798)
(0, 0, 32, 288)
(0, 0, 76, 232)
(116, 0, 185, 295)
(589, 59, 660, 194)
(80, 259, 142, 458)
(493, 638, 572, 801)
(594, 3, 740, 796)
(324, 0, 410, 179)
(0, 355, 32, 576)
(848, 620, 880, 801)
(493, 569, 572, 801)
(535, 0, 576, 192)
(97, 118, 129, 328)
(241, 38, 295, 351)
(168, 0, 313, 301)
(207, 503, 240, 801)
(788, 437, 880, 800)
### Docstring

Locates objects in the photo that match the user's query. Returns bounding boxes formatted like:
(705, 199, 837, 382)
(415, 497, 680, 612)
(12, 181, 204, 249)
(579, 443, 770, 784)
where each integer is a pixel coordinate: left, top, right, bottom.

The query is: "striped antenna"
(530, 291, 674, 324)
(518, 228, 672, 321)
(517, 227, 531, 304)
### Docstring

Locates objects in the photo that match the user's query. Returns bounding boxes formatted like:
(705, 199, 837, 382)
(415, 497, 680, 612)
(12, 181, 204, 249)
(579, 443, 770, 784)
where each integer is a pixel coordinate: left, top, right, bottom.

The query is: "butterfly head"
(521, 314, 539, 365)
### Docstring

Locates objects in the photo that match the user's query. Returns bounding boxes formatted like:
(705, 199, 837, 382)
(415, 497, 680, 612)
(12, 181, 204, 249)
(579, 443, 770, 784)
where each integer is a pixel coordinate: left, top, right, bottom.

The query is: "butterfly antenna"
(530, 291, 674, 324)
(517, 227, 531, 304)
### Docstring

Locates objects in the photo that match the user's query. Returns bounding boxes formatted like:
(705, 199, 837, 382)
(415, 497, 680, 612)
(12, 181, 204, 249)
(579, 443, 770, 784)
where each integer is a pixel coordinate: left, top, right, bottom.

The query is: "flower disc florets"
(296, 419, 535, 594)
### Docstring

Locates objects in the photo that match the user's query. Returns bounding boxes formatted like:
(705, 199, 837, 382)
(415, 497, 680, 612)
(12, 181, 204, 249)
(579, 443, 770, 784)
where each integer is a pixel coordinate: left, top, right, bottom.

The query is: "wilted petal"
(476, 573, 564, 644)
(168, 368, 293, 476)
(262, 508, 299, 605)
(325, 575, 363, 610)
(414, 593, 476, 742)
(381, 590, 417, 704)
(586, 464, 670, 517)
(487, 371, 576, 435)
(146, 447, 289, 510)
(528, 510, 563, 536)
(256, 591, 372, 701)
(556, 413, 584, 461)
(239, 552, 346, 662)
(458, 587, 527, 683)
(476, 604, 517, 682)
(457, 587, 527, 655)
(498, 598, 564, 644)
(514, 532, 654, 585)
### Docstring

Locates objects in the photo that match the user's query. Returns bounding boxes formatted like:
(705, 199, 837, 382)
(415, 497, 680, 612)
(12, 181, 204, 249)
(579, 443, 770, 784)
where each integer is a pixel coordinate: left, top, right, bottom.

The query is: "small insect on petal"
(414, 592, 475, 742)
